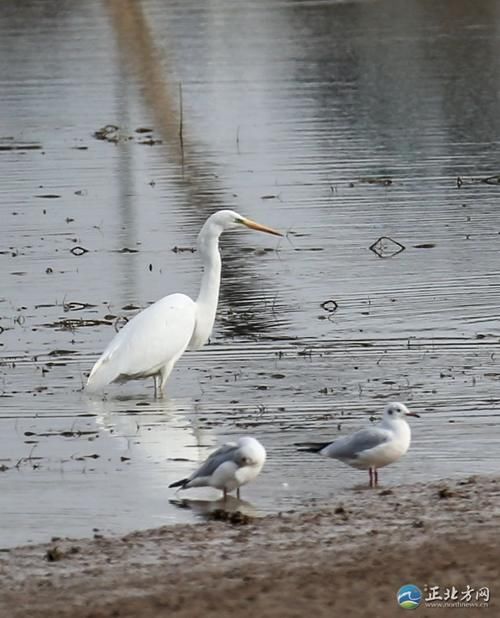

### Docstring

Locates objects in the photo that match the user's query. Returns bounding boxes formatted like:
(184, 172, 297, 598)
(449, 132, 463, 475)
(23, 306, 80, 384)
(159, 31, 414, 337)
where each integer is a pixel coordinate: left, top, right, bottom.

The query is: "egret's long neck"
(190, 226, 222, 348)
(196, 233, 222, 308)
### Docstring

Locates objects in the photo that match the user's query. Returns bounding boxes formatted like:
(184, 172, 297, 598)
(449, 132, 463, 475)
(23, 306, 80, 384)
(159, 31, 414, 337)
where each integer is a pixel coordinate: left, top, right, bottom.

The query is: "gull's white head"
(383, 402, 420, 420)
(237, 436, 267, 467)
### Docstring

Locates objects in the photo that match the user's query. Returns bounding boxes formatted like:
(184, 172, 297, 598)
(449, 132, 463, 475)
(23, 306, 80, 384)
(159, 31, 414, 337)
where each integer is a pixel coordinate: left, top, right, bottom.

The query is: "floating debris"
(483, 175, 500, 185)
(44, 318, 112, 330)
(369, 236, 405, 258)
(93, 124, 120, 142)
(0, 141, 42, 151)
(63, 301, 97, 312)
(240, 246, 275, 254)
(94, 125, 162, 145)
(359, 177, 393, 186)
(320, 299, 338, 313)
(297, 348, 313, 357)
(70, 246, 89, 256)
(138, 138, 162, 146)
(172, 246, 196, 253)
(35, 194, 61, 199)
(48, 349, 78, 356)
(457, 173, 500, 187)
(24, 430, 98, 438)
(116, 247, 139, 253)
(114, 316, 129, 332)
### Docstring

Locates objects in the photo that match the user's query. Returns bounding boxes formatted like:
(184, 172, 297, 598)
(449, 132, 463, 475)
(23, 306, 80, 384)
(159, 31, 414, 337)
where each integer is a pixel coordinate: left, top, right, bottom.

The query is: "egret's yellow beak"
(241, 218, 283, 237)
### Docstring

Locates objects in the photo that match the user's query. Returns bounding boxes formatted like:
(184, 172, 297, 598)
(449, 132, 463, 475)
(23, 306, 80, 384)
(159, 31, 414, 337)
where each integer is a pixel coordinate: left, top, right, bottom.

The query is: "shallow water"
(1, 0, 500, 547)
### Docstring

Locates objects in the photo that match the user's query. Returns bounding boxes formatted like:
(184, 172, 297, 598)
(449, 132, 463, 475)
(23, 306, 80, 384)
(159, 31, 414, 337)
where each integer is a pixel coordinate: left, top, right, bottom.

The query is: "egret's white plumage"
(86, 210, 281, 396)
(169, 436, 267, 499)
(298, 402, 420, 487)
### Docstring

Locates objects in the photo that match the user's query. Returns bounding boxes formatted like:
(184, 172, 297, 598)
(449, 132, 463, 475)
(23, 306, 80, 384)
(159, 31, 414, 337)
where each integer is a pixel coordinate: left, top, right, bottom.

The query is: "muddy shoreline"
(1, 476, 498, 617)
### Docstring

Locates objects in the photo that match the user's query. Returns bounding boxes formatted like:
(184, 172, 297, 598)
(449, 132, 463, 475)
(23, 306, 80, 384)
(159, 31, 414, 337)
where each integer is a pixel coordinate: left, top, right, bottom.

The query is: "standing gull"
(297, 402, 419, 487)
(169, 437, 266, 500)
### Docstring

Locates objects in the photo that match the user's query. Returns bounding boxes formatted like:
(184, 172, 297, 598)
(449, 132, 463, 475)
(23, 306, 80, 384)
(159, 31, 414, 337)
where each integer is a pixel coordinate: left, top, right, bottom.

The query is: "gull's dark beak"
(405, 411, 421, 418)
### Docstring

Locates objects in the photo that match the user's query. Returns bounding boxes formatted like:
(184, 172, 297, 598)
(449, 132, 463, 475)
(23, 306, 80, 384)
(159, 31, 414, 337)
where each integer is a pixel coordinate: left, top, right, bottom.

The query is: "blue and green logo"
(397, 584, 422, 609)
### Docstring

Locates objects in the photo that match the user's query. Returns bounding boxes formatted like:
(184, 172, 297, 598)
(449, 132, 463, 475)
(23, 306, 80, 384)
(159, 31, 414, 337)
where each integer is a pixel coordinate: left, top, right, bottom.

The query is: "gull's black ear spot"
(388, 409, 393, 415)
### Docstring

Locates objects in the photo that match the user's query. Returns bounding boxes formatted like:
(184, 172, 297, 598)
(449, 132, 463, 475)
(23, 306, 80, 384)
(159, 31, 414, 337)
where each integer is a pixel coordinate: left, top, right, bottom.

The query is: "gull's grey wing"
(322, 427, 391, 459)
(189, 443, 241, 480)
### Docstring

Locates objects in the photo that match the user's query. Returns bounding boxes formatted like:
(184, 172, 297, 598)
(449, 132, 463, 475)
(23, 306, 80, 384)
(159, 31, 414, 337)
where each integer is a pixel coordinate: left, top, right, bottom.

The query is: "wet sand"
(1, 476, 497, 617)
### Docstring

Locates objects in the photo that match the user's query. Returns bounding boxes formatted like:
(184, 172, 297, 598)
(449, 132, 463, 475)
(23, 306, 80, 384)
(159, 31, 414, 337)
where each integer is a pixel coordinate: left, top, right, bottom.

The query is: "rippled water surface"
(1, 0, 500, 547)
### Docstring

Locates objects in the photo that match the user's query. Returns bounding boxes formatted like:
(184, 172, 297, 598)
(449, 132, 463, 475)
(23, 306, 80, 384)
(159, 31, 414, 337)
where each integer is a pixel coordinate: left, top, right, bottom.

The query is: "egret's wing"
(189, 443, 241, 480)
(87, 293, 196, 390)
(322, 427, 391, 459)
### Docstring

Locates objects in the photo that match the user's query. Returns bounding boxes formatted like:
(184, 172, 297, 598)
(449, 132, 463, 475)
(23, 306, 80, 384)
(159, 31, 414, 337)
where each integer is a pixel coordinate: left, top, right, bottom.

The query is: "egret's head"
(384, 402, 420, 420)
(207, 210, 282, 237)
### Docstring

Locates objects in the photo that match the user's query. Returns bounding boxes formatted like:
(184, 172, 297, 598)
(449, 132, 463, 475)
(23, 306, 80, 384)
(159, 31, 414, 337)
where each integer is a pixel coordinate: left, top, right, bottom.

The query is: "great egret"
(169, 436, 266, 500)
(297, 402, 420, 487)
(86, 210, 282, 397)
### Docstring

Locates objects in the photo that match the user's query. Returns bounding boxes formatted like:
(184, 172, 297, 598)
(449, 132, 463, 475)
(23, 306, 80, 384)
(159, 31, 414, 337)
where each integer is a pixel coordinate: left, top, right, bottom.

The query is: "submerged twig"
(179, 82, 184, 147)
